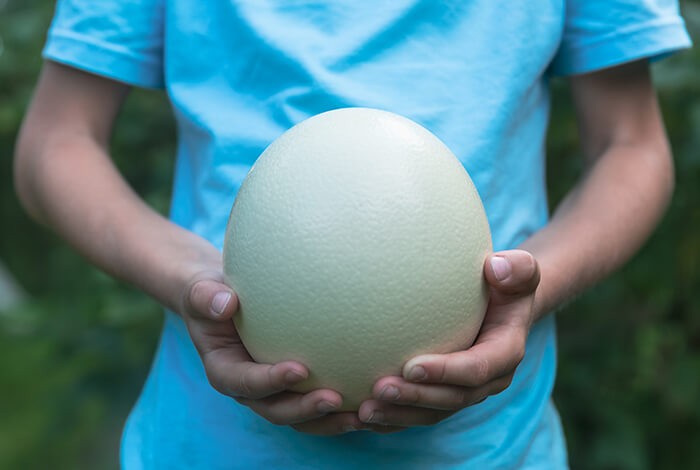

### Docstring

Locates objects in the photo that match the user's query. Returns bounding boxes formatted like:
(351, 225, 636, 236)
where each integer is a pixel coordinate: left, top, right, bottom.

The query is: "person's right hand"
(180, 269, 368, 435)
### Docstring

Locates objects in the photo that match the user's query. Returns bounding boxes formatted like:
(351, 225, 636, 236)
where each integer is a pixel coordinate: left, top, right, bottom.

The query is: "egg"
(223, 108, 492, 410)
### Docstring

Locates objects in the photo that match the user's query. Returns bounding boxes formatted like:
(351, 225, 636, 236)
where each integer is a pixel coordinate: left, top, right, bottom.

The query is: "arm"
(523, 60, 673, 319)
(15, 62, 363, 434)
(360, 60, 674, 427)
(14, 62, 218, 309)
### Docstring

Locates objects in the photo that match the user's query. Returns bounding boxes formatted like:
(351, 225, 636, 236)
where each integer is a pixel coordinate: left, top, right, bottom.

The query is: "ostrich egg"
(223, 108, 492, 410)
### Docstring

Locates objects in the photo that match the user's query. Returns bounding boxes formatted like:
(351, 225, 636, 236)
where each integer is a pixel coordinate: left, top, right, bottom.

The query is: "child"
(14, 1, 691, 468)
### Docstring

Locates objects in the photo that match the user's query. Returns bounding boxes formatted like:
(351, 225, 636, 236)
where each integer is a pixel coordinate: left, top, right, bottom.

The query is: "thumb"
(484, 250, 540, 301)
(183, 276, 239, 321)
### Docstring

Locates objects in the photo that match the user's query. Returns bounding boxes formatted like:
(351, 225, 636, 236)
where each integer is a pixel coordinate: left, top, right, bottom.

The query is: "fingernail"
(379, 385, 400, 401)
(285, 370, 307, 383)
(491, 256, 512, 282)
(317, 401, 338, 414)
(211, 292, 231, 316)
(363, 410, 383, 424)
(406, 365, 427, 382)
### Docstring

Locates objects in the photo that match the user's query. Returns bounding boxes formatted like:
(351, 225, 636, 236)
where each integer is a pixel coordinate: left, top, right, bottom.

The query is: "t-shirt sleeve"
(42, 0, 165, 89)
(549, 0, 692, 76)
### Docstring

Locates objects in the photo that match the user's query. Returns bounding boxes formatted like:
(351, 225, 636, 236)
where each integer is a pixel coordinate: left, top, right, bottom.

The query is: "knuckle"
(405, 386, 422, 405)
(202, 354, 229, 396)
(471, 355, 490, 385)
(189, 279, 205, 300)
(495, 375, 514, 394)
(527, 254, 541, 286)
(454, 389, 471, 409)
(183, 278, 209, 316)
(237, 364, 256, 398)
(206, 372, 234, 398)
(269, 364, 290, 391)
(503, 375, 514, 391)
(512, 335, 527, 366)
(267, 365, 281, 389)
(206, 372, 226, 395)
(181, 279, 198, 315)
(436, 359, 449, 384)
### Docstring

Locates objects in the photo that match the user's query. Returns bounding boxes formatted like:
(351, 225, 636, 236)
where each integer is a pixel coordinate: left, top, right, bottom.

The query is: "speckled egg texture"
(223, 108, 492, 410)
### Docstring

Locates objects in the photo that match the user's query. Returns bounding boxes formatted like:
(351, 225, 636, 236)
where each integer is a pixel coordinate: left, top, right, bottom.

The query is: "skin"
(14, 59, 673, 435)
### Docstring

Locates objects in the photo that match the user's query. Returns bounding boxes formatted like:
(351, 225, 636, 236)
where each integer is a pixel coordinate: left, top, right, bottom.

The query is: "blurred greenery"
(0, 1, 698, 469)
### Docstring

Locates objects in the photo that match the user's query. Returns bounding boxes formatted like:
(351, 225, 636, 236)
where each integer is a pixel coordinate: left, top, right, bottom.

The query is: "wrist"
(155, 233, 225, 315)
(102, 211, 224, 315)
(523, 254, 577, 322)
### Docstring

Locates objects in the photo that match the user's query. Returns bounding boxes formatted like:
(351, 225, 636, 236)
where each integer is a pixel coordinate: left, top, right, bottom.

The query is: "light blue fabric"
(43, 1, 691, 468)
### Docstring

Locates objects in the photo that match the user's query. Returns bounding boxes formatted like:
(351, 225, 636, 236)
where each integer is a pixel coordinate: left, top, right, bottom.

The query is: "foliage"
(0, 1, 698, 469)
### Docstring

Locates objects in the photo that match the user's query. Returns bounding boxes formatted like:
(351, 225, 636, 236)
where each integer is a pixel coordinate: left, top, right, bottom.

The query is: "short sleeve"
(42, 0, 165, 89)
(549, 0, 692, 76)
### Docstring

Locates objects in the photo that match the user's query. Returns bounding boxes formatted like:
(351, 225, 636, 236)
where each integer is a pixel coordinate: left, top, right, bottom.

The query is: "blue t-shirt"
(44, 1, 690, 469)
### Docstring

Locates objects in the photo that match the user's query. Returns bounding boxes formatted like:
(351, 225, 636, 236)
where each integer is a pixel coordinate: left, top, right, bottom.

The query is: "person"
(14, 1, 691, 468)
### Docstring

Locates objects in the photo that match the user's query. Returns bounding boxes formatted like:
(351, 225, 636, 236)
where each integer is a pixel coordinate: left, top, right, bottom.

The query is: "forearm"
(15, 129, 219, 313)
(521, 140, 673, 320)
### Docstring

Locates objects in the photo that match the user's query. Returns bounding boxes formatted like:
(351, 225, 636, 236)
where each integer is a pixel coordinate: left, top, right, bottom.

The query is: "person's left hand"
(358, 249, 540, 431)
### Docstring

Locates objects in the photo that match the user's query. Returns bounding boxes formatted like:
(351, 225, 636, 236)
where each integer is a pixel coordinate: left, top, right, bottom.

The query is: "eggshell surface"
(223, 108, 492, 410)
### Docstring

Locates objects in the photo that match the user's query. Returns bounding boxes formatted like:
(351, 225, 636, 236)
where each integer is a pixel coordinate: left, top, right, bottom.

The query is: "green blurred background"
(1, 1, 698, 468)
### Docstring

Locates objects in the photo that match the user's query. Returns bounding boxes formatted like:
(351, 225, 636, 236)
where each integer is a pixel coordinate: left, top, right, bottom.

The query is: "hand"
(358, 250, 540, 431)
(180, 268, 367, 435)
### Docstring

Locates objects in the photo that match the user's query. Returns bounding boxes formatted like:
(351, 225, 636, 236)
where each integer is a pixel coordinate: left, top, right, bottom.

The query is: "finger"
(181, 274, 311, 399)
(358, 400, 453, 427)
(236, 389, 344, 425)
(402, 326, 526, 387)
(484, 250, 540, 300)
(373, 376, 514, 411)
(183, 274, 239, 320)
(184, 305, 310, 399)
(291, 412, 366, 436)
(202, 347, 309, 399)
